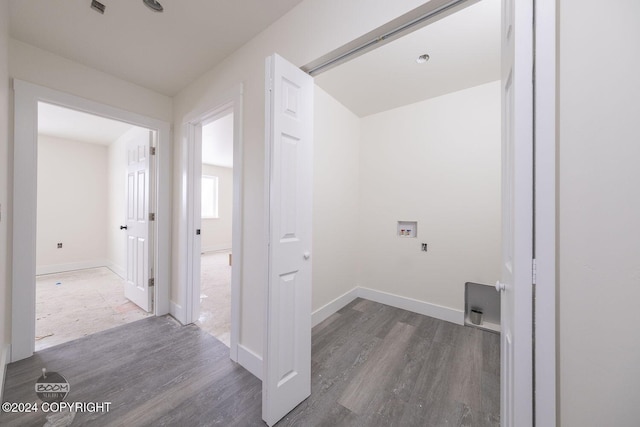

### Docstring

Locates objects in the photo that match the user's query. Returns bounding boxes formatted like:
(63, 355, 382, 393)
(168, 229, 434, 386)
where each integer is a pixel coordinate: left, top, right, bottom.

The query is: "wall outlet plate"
(397, 221, 417, 238)
(421, 243, 428, 251)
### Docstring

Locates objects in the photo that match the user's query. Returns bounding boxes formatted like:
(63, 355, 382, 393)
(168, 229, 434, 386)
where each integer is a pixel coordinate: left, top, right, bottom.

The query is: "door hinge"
(149, 212, 155, 221)
(532, 258, 537, 285)
(148, 277, 155, 287)
(150, 146, 156, 155)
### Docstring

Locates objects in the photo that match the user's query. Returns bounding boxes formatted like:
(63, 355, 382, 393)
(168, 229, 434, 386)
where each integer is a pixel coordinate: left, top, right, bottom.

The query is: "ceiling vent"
(143, 0, 164, 12)
(90, 0, 106, 14)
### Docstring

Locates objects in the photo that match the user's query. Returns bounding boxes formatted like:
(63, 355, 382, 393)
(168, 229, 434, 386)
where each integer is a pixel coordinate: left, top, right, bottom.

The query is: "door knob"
(303, 252, 311, 260)
(120, 225, 128, 230)
(495, 280, 506, 292)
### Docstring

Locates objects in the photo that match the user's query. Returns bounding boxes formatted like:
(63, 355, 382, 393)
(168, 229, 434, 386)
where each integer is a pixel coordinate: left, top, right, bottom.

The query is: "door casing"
(11, 79, 171, 362)
(533, 0, 557, 424)
(180, 84, 243, 362)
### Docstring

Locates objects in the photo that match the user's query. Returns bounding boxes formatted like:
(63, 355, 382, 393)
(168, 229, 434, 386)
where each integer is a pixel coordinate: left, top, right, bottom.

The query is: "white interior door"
(263, 53, 314, 426)
(499, 0, 533, 426)
(188, 123, 203, 323)
(125, 130, 154, 312)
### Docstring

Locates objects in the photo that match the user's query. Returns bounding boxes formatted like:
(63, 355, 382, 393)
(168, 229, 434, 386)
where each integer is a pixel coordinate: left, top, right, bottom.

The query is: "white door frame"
(180, 84, 243, 362)
(533, 0, 557, 424)
(11, 79, 171, 363)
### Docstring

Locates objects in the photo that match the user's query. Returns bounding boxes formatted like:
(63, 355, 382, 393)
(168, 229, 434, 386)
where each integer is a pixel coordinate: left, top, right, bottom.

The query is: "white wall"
(558, 1, 640, 425)
(1, 0, 11, 359)
(201, 164, 233, 252)
(312, 86, 361, 312)
(358, 81, 501, 312)
(173, 0, 429, 359)
(9, 40, 172, 122)
(36, 135, 108, 273)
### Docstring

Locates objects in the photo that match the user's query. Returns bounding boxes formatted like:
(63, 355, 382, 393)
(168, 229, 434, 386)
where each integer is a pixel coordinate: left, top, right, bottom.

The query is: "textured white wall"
(312, 86, 361, 312)
(558, 1, 640, 425)
(173, 0, 430, 356)
(358, 81, 501, 311)
(201, 164, 233, 252)
(36, 135, 108, 271)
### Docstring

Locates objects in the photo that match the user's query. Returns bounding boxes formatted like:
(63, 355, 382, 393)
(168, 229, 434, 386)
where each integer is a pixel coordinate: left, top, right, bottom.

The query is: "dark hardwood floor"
(1, 298, 499, 426)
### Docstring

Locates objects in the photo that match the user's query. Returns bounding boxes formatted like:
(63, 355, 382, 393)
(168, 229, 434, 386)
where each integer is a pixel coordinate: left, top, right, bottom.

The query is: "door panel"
(187, 124, 203, 324)
(500, 0, 533, 425)
(125, 130, 153, 312)
(263, 53, 314, 426)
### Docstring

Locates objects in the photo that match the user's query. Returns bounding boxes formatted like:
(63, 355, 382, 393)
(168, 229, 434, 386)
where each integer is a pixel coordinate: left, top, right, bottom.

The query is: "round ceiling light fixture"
(416, 54, 430, 64)
(143, 0, 164, 12)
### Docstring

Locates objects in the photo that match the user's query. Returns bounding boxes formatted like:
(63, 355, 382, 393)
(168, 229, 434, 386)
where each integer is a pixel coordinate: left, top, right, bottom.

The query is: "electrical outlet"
(421, 243, 428, 252)
(57, 243, 63, 249)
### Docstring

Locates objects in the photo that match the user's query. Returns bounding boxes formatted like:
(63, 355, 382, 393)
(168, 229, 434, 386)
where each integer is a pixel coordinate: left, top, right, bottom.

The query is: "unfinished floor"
(35, 252, 230, 352)
(2, 298, 499, 426)
(196, 251, 232, 346)
(35, 267, 151, 351)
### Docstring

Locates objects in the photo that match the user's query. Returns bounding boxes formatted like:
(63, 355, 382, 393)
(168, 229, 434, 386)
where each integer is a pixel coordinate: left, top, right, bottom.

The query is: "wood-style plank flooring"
(1, 298, 499, 426)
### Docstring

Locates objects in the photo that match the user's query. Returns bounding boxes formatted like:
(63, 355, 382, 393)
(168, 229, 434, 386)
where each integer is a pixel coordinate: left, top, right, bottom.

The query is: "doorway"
(34, 102, 155, 350)
(195, 110, 234, 346)
(11, 80, 171, 362)
(182, 85, 243, 361)
(262, 0, 544, 424)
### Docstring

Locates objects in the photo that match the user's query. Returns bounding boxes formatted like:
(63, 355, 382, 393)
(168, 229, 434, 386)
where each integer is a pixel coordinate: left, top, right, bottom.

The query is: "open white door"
(498, 0, 533, 426)
(187, 123, 204, 324)
(125, 129, 154, 312)
(263, 53, 314, 426)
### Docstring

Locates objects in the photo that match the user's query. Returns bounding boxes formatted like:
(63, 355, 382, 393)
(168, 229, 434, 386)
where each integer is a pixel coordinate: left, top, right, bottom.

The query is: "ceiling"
(315, 0, 500, 118)
(9, 0, 304, 96)
(38, 102, 139, 145)
(27, 0, 497, 145)
(38, 102, 233, 163)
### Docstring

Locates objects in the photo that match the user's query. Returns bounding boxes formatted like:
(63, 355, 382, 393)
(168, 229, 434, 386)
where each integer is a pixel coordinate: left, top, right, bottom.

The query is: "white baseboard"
(237, 344, 262, 380)
(357, 287, 464, 325)
(170, 301, 186, 325)
(106, 262, 125, 280)
(312, 287, 359, 327)
(0, 344, 10, 404)
(229, 287, 461, 384)
(36, 259, 110, 276)
(201, 245, 232, 254)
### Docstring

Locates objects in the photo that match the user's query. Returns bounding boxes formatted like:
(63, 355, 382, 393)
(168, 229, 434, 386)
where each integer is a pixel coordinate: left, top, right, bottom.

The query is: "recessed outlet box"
(57, 243, 63, 249)
(421, 243, 428, 251)
(397, 221, 417, 238)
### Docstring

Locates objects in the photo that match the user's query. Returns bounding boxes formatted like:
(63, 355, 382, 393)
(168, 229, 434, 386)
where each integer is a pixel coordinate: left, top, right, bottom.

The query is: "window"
(201, 175, 219, 218)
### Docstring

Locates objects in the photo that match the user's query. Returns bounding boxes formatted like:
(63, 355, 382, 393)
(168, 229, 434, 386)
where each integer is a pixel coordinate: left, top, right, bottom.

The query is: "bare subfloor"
(2, 298, 499, 426)
(35, 267, 151, 351)
(195, 251, 231, 346)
